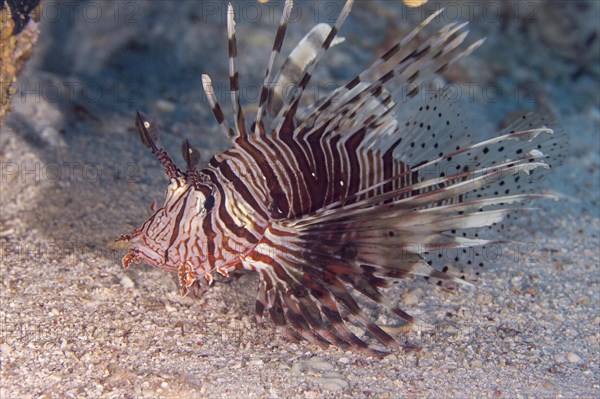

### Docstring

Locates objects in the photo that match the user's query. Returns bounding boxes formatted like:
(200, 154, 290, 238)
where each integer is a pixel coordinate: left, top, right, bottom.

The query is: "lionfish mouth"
(122, 250, 142, 270)
(111, 234, 140, 269)
(114, 234, 209, 296)
(108, 234, 137, 268)
(116, 231, 176, 273)
(110, 235, 132, 250)
(110, 233, 146, 270)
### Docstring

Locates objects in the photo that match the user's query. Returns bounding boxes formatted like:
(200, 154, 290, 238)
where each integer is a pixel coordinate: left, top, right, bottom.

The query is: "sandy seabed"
(1, 1, 598, 398)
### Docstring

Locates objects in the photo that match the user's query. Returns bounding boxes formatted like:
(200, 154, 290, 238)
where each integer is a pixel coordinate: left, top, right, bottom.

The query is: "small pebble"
(402, 289, 421, 306)
(476, 293, 493, 305)
(0, 228, 14, 237)
(316, 374, 348, 391)
(0, 343, 12, 356)
(303, 390, 321, 399)
(165, 304, 176, 312)
(120, 275, 135, 289)
(567, 352, 581, 363)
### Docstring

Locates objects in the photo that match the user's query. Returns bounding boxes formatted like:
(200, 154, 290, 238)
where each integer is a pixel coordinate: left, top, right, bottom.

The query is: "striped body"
(210, 129, 409, 221)
(118, 1, 565, 357)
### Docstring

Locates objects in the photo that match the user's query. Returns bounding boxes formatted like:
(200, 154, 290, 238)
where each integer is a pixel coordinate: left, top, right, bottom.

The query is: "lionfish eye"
(204, 195, 215, 211)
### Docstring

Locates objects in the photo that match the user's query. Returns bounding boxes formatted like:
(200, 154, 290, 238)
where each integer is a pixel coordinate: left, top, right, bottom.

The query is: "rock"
(0, 1, 42, 124)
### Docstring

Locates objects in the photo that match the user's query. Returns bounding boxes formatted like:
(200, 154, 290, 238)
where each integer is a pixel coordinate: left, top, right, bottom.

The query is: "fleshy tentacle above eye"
(134, 111, 183, 179)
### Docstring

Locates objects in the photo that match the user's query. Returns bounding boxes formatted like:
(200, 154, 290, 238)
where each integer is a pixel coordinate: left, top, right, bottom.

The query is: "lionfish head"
(116, 112, 214, 294)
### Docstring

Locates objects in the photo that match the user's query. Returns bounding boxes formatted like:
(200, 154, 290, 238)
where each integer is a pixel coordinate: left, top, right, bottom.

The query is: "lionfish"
(117, 0, 562, 357)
